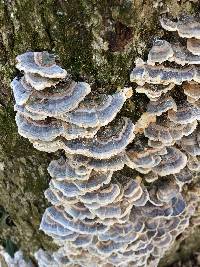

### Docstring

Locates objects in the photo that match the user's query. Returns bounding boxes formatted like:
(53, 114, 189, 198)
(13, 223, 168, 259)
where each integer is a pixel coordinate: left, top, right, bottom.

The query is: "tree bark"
(0, 0, 200, 265)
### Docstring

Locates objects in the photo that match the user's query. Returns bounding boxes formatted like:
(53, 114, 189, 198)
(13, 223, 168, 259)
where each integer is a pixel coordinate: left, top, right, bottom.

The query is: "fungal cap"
(71, 234, 93, 248)
(124, 180, 143, 200)
(187, 38, 200, 55)
(130, 59, 146, 85)
(177, 15, 200, 39)
(15, 113, 63, 142)
(132, 188, 149, 207)
(173, 167, 193, 185)
(159, 15, 177, 32)
(86, 153, 127, 171)
(168, 43, 200, 66)
(183, 82, 200, 103)
(126, 147, 163, 169)
(43, 206, 107, 234)
(147, 40, 174, 65)
(156, 181, 179, 202)
(132, 64, 195, 86)
(80, 183, 121, 206)
(11, 77, 32, 106)
(14, 104, 47, 121)
(168, 101, 200, 124)
(153, 147, 187, 176)
(147, 96, 177, 116)
(187, 155, 200, 171)
(75, 171, 112, 192)
(171, 195, 186, 216)
(136, 83, 175, 101)
(181, 129, 200, 156)
(26, 81, 91, 117)
(144, 171, 159, 183)
(16, 52, 67, 78)
(62, 88, 133, 128)
(33, 138, 63, 153)
(61, 118, 135, 159)
(144, 119, 197, 145)
(65, 202, 95, 220)
(24, 72, 60, 91)
(95, 240, 127, 255)
(47, 157, 90, 181)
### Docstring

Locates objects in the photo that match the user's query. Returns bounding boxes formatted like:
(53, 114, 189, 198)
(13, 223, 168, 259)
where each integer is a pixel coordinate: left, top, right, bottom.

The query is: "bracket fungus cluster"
(128, 13, 200, 266)
(11, 13, 200, 266)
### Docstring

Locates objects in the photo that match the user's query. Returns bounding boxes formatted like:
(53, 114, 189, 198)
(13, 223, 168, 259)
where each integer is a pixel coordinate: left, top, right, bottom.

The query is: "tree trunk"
(0, 0, 200, 266)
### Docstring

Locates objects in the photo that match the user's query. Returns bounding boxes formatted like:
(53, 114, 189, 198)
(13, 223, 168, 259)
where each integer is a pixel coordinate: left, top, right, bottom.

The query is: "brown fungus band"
(11, 13, 200, 267)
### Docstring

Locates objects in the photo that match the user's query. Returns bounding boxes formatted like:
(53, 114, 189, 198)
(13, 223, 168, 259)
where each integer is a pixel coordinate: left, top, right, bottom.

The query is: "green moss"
(0, 104, 57, 255)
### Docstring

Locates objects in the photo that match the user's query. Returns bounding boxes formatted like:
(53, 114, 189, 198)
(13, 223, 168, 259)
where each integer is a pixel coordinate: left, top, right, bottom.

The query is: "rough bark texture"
(0, 0, 200, 266)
